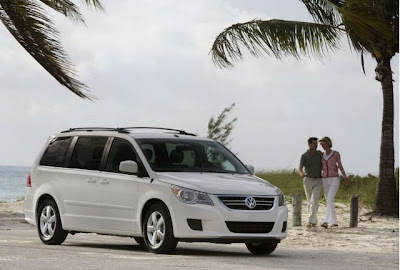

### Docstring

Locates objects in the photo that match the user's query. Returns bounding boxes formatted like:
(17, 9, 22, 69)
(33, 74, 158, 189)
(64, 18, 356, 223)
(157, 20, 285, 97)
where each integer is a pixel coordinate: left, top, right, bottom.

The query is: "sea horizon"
(0, 165, 31, 202)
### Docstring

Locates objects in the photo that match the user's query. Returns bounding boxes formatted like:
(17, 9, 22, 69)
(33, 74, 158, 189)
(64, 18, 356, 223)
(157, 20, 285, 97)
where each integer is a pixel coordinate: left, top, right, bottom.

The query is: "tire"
(245, 242, 278, 255)
(134, 237, 145, 246)
(143, 203, 177, 254)
(37, 199, 68, 245)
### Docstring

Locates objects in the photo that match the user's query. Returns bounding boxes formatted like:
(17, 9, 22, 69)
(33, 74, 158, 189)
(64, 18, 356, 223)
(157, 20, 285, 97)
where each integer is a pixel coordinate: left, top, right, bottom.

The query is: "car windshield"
(135, 138, 249, 174)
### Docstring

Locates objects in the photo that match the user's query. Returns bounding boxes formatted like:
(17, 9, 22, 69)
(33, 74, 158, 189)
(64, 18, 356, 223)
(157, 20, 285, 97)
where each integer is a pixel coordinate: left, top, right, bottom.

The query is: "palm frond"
(361, 50, 366, 74)
(38, 0, 85, 23)
(211, 19, 342, 68)
(38, 0, 104, 23)
(300, 0, 343, 25)
(341, 0, 398, 56)
(383, 0, 399, 19)
(81, 0, 104, 11)
(0, 0, 92, 99)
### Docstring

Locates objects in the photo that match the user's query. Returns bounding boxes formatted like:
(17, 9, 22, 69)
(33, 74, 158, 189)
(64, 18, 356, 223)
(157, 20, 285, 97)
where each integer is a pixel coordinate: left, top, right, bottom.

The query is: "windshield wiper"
(200, 170, 232, 173)
(155, 169, 185, 172)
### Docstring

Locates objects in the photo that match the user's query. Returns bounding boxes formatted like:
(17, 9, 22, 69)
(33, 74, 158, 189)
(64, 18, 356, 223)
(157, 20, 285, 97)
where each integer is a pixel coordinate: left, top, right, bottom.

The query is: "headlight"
(278, 192, 286, 206)
(171, 185, 214, 205)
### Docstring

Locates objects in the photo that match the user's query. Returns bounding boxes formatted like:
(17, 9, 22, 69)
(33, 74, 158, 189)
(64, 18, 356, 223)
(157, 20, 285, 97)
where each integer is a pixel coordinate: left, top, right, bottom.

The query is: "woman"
(319, 137, 349, 228)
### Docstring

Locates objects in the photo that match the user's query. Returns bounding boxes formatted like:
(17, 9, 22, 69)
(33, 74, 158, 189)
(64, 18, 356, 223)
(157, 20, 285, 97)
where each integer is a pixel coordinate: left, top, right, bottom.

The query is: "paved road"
(0, 219, 398, 270)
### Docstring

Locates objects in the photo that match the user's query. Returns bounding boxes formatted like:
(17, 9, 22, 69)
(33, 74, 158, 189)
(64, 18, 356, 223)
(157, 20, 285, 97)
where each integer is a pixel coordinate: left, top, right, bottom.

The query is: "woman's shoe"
(321, 222, 328, 229)
(330, 224, 338, 228)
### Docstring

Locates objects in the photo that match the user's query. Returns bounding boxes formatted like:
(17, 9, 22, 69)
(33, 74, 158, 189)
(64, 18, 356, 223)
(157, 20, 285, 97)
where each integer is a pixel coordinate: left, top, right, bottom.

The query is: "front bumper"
(169, 195, 288, 242)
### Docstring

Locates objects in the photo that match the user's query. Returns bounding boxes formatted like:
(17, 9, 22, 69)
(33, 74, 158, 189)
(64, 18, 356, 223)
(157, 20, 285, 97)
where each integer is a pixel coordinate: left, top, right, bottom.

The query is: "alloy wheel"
(39, 205, 56, 240)
(146, 211, 165, 249)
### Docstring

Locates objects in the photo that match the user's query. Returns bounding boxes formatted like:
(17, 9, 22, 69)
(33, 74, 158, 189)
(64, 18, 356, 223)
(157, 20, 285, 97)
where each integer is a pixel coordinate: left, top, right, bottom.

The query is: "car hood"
(156, 172, 279, 195)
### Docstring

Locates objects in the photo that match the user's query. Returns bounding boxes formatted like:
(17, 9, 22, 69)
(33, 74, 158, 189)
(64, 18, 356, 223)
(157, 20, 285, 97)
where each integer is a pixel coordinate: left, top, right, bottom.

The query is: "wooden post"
(350, 194, 359, 228)
(293, 191, 302, 226)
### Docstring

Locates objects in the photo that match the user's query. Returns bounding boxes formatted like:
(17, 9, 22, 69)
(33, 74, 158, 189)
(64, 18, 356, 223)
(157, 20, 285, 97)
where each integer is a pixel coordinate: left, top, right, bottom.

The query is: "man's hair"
(308, 137, 318, 144)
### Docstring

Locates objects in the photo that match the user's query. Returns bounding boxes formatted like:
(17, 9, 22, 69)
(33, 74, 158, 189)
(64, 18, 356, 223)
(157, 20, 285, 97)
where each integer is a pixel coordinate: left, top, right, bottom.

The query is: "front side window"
(106, 138, 147, 176)
(40, 137, 72, 167)
(69, 137, 108, 171)
(136, 139, 249, 174)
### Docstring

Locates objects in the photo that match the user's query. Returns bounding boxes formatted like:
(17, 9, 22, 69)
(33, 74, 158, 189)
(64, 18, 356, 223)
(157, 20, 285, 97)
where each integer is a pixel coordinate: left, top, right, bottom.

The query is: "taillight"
(27, 173, 32, 187)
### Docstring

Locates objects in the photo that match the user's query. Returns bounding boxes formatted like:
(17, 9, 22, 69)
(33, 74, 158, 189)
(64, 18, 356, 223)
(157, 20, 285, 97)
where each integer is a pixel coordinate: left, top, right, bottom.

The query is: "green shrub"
(256, 170, 399, 207)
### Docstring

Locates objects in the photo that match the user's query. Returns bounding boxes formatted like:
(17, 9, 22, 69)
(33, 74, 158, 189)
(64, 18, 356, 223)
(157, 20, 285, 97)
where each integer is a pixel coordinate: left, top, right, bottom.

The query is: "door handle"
(86, 178, 96, 184)
(99, 180, 109, 185)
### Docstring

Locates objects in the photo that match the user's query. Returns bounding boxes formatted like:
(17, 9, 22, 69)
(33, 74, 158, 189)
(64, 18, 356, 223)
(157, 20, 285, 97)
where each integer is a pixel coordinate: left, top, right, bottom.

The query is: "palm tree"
(211, 0, 399, 216)
(0, 0, 104, 99)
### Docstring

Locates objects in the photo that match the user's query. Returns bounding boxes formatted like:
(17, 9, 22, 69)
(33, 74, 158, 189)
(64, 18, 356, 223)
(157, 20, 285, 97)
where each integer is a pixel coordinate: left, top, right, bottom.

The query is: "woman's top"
(322, 150, 346, 178)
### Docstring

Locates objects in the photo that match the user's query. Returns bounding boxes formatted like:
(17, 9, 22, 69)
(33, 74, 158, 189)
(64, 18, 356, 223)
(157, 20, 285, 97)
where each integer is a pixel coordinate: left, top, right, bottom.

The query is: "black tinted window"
(40, 137, 72, 167)
(106, 138, 147, 176)
(70, 137, 108, 170)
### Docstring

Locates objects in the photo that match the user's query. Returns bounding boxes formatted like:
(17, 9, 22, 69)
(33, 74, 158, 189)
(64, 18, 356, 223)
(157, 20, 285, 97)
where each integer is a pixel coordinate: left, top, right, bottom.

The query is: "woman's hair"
(319, 136, 333, 148)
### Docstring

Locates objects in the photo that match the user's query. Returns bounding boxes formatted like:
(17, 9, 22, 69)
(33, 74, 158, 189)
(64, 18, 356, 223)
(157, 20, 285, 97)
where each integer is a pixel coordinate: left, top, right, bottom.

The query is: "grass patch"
(256, 169, 399, 207)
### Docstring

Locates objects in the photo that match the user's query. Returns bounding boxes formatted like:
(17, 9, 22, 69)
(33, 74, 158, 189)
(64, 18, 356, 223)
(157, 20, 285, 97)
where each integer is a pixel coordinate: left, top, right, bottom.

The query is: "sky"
(0, 0, 398, 175)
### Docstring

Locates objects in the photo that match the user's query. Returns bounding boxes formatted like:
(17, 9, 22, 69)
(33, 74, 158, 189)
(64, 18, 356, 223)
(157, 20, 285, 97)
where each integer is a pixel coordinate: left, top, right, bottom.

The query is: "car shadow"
(173, 246, 283, 257)
(64, 242, 149, 252)
(64, 242, 286, 258)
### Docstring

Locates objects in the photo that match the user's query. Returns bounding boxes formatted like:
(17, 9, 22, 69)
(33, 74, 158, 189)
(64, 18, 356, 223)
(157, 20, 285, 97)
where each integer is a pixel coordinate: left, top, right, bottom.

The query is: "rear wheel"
(37, 199, 68, 245)
(245, 242, 278, 255)
(143, 203, 177, 254)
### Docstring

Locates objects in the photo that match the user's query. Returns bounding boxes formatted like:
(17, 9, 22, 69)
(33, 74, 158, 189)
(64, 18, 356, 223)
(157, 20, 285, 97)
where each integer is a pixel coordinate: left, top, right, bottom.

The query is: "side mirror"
(246, 165, 255, 174)
(119, 160, 138, 174)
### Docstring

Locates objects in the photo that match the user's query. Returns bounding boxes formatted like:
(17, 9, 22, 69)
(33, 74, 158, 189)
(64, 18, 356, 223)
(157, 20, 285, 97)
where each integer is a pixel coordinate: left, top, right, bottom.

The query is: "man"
(298, 137, 322, 228)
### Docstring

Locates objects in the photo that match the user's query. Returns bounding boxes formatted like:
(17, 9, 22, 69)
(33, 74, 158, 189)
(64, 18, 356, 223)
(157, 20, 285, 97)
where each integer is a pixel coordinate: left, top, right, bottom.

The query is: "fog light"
(187, 219, 203, 231)
(282, 221, 287, 232)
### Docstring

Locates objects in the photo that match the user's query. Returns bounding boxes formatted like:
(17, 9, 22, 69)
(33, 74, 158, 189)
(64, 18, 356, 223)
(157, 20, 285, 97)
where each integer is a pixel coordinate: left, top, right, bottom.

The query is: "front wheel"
(245, 242, 278, 255)
(143, 203, 177, 254)
(37, 199, 68, 245)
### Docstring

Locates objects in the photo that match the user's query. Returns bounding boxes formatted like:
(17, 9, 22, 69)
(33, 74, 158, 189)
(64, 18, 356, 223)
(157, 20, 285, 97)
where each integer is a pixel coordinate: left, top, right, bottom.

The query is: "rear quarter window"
(40, 137, 73, 167)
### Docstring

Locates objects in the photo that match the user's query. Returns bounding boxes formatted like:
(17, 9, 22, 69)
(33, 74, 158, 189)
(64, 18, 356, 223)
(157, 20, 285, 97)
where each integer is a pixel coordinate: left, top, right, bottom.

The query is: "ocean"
(0, 165, 31, 202)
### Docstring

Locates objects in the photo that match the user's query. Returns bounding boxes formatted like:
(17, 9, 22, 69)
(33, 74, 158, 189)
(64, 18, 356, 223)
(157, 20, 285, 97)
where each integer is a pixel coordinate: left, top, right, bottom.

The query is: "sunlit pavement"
(0, 224, 398, 270)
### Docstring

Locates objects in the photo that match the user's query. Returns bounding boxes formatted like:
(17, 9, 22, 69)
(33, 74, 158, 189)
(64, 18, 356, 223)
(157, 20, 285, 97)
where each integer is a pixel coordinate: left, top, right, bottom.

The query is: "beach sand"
(284, 201, 399, 253)
(0, 200, 398, 253)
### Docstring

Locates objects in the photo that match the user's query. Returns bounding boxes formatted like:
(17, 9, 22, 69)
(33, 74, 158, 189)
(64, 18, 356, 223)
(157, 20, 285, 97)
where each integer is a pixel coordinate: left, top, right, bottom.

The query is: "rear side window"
(40, 137, 73, 167)
(69, 137, 108, 171)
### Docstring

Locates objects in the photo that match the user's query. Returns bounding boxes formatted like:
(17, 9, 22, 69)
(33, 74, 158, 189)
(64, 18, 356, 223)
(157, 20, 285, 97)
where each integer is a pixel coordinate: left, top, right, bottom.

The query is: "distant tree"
(0, 0, 104, 99)
(210, 0, 398, 216)
(207, 103, 237, 147)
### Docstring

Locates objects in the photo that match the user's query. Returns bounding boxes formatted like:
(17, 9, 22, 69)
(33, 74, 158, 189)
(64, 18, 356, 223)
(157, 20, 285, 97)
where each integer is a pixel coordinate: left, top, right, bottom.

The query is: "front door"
(97, 138, 147, 233)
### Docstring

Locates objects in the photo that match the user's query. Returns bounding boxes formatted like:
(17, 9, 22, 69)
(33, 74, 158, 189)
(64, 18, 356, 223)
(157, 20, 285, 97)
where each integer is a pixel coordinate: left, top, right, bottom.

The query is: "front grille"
(226, 222, 275, 233)
(217, 196, 275, 210)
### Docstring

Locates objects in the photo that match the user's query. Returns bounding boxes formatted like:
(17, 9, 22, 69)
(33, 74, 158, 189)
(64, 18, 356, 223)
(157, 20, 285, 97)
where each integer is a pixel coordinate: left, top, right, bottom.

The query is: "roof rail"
(61, 127, 196, 136)
(61, 127, 118, 133)
(117, 127, 196, 136)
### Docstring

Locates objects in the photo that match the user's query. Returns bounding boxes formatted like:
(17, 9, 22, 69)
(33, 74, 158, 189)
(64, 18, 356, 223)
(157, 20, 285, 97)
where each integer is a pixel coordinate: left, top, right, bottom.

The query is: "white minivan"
(25, 127, 288, 254)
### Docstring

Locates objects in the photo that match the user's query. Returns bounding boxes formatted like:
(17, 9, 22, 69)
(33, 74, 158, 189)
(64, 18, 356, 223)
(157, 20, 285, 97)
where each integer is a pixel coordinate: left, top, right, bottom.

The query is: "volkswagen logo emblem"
(244, 197, 257, 209)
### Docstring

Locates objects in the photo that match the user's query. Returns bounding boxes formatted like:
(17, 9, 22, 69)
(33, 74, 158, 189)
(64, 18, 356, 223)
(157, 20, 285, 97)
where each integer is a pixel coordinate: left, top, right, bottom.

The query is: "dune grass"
(256, 168, 399, 207)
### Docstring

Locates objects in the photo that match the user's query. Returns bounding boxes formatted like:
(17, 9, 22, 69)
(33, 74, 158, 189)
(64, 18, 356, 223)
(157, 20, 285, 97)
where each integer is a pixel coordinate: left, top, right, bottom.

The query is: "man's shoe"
(330, 224, 338, 228)
(321, 222, 328, 229)
(306, 223, 316, 229)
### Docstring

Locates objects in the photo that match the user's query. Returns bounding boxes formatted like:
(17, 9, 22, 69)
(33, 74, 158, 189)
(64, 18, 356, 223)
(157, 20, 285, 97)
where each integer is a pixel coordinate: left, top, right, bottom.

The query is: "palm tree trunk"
(374, 54, 399, 216)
